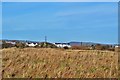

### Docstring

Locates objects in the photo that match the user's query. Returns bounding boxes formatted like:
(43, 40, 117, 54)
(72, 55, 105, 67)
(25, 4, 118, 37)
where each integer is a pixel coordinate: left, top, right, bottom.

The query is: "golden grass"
(2, 48, 118, 78)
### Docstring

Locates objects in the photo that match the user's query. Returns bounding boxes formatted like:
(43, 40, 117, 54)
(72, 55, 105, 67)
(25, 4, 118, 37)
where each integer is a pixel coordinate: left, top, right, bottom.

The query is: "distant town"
(1, 39, 119, 51)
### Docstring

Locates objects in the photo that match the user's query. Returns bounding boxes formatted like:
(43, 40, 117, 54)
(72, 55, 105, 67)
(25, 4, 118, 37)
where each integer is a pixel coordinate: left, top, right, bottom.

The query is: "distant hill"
(69, 41, 99, 46)
(69, 41, 116, 47)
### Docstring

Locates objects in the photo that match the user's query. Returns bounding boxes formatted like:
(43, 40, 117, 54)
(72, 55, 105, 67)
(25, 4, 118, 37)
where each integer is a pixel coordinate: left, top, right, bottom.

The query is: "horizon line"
(1, 39, 118, 44)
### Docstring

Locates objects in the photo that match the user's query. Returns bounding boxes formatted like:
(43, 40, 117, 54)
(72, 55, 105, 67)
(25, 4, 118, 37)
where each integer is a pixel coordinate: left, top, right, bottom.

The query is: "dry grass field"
(2, 48, 118, 78)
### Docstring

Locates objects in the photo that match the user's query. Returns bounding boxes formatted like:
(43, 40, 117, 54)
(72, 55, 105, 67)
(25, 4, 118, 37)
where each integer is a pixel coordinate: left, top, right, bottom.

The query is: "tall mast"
(45, 36, 47, 43)
(44, 36, 47, 48)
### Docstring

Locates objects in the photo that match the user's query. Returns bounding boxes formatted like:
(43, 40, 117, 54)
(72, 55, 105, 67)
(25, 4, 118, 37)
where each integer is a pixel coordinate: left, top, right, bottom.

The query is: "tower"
(45, 36, 47, 43)
(44, 36, 47, 48)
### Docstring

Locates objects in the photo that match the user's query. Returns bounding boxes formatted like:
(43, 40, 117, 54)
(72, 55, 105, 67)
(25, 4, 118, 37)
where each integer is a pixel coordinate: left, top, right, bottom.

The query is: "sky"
(2, 2, 118, 44)
(2, 0, 120, 2)
(0, 2, 2, 39)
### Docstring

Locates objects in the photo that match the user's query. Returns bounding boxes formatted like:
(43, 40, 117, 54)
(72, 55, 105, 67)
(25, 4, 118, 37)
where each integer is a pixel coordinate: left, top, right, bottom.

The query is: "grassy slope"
(2, 48, 118, 78)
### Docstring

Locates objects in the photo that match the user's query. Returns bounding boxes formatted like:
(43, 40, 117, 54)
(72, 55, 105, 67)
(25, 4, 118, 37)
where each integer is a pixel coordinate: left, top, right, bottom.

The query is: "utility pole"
(44, 36, 47, 48)
(45, 36, 47, 43)
(81, 42, 82, 46)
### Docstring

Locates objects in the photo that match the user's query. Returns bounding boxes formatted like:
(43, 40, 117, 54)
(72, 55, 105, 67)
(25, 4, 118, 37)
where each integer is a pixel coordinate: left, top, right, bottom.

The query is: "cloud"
(55, 4, 117, 17)
(2, 2, 117, 33)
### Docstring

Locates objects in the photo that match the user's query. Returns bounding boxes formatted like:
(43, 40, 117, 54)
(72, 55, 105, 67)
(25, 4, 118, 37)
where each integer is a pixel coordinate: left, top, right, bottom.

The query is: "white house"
(6, 41, 16, 45)
(26, 43, 38, 47)
(115, 45, 120, 48)
(53, 43, 71, 48)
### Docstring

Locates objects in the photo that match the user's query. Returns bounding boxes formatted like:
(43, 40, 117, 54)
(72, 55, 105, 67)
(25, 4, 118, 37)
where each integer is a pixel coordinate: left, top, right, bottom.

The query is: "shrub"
(108, 48, 115, 51)
(95, 44, 105, 50)
(2, 41, 15, 48)
(115, 46, 120, 52)
(15, 42, 26, 48)
(71, 45, 89, 50)
(39, 42, 57, 48)
(34, 45, 40, 48)
(2, 43, 14, 48)
(63, 46, 69, 49)
(95, 44, 112, 50)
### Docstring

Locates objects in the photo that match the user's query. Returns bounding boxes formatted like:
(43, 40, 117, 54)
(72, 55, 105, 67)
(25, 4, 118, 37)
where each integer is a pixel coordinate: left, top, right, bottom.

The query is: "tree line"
(2, 41, 115, 51)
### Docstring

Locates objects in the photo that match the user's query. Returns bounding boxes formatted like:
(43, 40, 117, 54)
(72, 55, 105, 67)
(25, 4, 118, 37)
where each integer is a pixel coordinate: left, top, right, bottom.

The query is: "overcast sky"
(2, 2, 118, 44)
